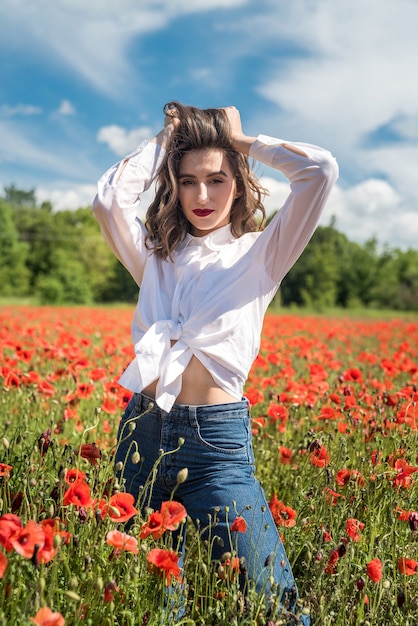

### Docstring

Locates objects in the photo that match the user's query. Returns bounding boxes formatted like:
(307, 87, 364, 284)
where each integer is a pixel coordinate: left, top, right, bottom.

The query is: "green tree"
(370, 248, 418, 311)
(280, 223, 342, 309)
(3, 184, 37, 208)
(0, 200, 30, 296)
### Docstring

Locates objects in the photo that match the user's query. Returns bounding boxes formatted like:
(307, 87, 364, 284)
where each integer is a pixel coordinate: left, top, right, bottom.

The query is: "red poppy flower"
(346, 518, 365, 542)
(231, 516, 247, 533)
(318, 407, 337, 421)
(160, 500, 187, 530)
(324, 549, 339, 574)
(366, 558, 383, 583)
(323, 488, 346, 506)
(63, 480, 93, 508)
(64, 468, 87, 485)
(140, 501, 187, 539)
(36, 528, 56, 564)
(3, 370, 21, 388)
(11, 520, 45, 559)
(103, 580, 120, 603)
(36, 519, 71, 564)
(278, 446, 294, 465)
(42, 519, 71, 546)
(394, 506, 415, 521)
(341, 368, 363, 382)
(79, 443, 101, 466)
(310, 445, 330, 468)
(147, 548, 181, 586)
(267, 402, 289, 431)
(140, 511, 165, 540)
(101, 397, 119, 414)
(244, 387, 264, 406)
(320, 526, 333, 542)
(107, 493, 139, 523)
(336, 469, 366, 487)
(30, 607, 65, 626)
(76, 382, 95, 398)
(37, 380, 56, 396)
(106, 529, 138, 555)
(0, 463, 12, 479)
(398, 557, 418, 576)
(269, 492, 297, 527)
(0, 514, 22, 552)
(0, 551, 8, 579)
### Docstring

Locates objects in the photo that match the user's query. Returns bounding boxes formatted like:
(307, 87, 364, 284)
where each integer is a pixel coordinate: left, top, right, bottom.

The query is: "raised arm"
(92, 117, 178, 285)
(222, 106, 338, 287)
(249, 135, 338, 286)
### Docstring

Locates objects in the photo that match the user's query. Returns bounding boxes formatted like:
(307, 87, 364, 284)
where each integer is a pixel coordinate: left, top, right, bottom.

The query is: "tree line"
(1, 185, 418, 310)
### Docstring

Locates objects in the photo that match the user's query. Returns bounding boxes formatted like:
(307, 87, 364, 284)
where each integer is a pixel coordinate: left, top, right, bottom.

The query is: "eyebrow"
(177, 170, 229, 179)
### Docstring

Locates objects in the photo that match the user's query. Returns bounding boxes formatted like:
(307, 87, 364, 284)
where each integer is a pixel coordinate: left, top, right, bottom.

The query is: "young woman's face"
(177, 149, 239, 237)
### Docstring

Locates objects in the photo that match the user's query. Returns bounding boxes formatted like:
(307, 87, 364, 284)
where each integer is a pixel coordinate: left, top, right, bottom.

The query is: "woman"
(93, 102, 338, 624)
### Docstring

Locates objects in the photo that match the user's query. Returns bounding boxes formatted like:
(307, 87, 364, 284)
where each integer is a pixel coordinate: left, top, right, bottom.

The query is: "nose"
(197, 182, 209, 203)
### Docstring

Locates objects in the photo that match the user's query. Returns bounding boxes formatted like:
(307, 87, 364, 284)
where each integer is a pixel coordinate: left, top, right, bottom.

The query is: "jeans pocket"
(194, 414, 250, 454)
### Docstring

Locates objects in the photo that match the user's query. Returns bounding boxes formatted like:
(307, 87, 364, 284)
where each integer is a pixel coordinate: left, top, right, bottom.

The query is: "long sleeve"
(92, 141, 167, 286)
(249, 135, 339, 287)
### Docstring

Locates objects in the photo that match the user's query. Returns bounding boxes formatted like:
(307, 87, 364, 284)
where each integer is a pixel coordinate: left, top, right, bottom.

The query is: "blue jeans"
(115, 393, 309, 625)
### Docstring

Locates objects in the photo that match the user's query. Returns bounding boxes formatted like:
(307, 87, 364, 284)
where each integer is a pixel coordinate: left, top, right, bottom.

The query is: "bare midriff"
(141, 348, 239, 407)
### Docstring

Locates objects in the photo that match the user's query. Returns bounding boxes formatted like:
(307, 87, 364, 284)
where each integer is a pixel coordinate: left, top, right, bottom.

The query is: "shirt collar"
(178, 223, 235, 252)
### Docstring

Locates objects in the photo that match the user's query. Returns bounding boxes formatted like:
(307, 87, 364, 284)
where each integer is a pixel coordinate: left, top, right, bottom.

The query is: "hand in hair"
(221, 106, 256, 156)
(164, 104, 181, 129)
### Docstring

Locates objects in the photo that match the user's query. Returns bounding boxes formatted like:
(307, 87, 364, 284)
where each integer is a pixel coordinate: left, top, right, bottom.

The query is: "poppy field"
(1, 305, 418, 626)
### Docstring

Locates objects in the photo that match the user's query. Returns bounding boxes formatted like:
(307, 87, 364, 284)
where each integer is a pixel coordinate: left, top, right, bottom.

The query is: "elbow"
(316, 153, 339, 189)
(324, 153, 339, 183)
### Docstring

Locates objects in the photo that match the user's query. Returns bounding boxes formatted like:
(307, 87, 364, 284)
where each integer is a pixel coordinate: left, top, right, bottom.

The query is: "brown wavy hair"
(145, 101, 267, 260)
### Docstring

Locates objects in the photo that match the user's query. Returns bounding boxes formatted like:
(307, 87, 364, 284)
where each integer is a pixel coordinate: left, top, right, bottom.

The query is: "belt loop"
(189, 404, 196, 425)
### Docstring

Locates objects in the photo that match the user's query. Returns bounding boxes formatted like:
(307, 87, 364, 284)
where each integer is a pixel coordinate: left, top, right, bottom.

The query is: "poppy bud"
(397, 588, 406, 607)
(356, 577, 365, 591)
(409, 512, 418, 531)
(131, 451, 141, 464)
(176, 467, 188, 484)
(338, 543, 347, 558)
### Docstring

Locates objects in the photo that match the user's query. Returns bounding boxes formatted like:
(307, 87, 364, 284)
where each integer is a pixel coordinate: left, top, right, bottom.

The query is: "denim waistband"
(133, 392, 249, 419)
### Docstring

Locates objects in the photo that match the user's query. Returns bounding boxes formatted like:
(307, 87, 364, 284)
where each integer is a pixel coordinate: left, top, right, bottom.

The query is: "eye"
(210, 178, 224, 184)
(180, 179, 195, 186)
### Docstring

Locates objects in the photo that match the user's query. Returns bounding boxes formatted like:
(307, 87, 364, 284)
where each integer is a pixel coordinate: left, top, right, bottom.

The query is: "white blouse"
(92, 134, 338, 412)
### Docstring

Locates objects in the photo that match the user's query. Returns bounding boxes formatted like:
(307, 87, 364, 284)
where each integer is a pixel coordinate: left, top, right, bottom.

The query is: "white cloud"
(0, 0, 248, 98)
(36, 184, 97, 211)
(322, 180, 418, 250)
(0, 104, 42, 116)
(56, 99, 76, 116)
(97, 125, 153, 156)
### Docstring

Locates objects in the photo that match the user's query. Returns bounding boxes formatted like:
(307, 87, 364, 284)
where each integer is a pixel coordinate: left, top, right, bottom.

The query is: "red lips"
(192, 209, 214, 217)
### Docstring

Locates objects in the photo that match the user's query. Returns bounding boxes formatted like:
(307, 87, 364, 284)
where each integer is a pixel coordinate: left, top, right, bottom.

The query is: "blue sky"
(1, 0, 417, 250)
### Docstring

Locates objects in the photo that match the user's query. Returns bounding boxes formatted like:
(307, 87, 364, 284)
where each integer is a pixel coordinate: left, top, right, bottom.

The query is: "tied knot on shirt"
(134, 319, 193, 412)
